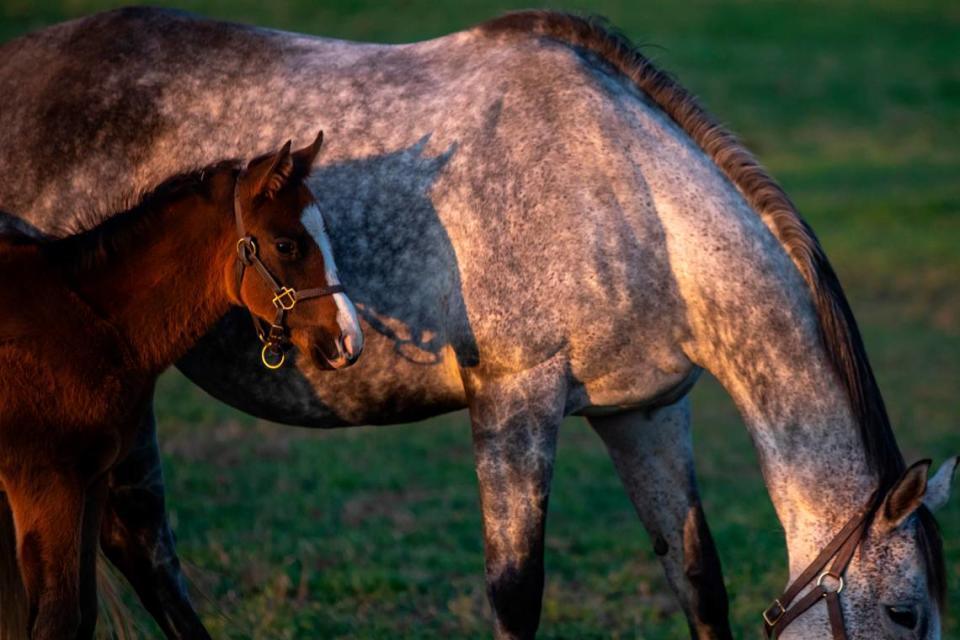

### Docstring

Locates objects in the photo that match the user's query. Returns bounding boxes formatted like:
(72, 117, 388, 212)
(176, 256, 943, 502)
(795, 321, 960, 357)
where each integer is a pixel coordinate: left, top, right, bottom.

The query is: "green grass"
(5, 0, 960, 637)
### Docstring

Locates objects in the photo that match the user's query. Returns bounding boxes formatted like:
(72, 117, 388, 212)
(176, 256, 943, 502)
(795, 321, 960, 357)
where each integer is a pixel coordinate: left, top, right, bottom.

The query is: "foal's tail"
(0, 495, 135, 639)
(0, 494, 28, 640)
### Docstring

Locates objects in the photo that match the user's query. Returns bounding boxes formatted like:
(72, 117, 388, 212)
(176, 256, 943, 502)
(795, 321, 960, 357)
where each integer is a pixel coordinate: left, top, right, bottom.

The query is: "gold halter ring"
(261, 343, 286, 370)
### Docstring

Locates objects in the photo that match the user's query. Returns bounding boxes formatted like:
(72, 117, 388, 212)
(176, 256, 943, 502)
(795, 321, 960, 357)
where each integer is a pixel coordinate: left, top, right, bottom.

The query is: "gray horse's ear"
(292, 130, 324, 177)
(246, 140, 294, 200)
(877, 459, 931, 534)
(923, 456, 958, 512)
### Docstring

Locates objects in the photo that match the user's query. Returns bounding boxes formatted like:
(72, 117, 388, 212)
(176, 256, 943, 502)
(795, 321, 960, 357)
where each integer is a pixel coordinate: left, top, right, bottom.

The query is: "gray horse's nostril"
(885, 604, 919, 630)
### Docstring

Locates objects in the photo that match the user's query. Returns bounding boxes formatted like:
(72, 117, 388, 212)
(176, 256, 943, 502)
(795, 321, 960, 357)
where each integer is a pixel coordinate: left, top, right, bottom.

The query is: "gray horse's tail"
(0, 494, 134, 639)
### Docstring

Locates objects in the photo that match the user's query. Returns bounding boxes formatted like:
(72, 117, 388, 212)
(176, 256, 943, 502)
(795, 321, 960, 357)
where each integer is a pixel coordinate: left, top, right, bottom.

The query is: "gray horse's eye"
(885, 604, 918, 630)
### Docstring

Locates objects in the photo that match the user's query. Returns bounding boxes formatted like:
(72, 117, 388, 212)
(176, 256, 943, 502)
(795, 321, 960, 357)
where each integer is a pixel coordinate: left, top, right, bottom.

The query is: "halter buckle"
(762, 599, 786, 627)
(816, 571, 844, 594)
(266, 323, 286, 342)
(272, 287, 297, 311)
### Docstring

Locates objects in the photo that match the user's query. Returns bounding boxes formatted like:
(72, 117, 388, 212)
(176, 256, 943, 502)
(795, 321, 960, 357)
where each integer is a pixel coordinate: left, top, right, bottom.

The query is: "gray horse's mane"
(480, 11, 944, 603)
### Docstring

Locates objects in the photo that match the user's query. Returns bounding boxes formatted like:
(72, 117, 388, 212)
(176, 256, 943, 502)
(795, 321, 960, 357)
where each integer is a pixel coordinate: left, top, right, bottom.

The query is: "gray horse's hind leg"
(99, 399, 211, 640)
(466, 360, 566, 640)
(588, 399, 731, 640)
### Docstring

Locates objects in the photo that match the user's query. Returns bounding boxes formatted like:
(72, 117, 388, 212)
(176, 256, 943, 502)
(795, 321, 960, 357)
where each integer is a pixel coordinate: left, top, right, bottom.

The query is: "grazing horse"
(0, 8, 955, 639)
(0, 135, 360, 639)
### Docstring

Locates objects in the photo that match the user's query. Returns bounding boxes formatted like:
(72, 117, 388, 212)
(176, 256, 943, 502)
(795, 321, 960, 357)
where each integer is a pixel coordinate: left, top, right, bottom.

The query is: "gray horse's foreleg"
(99, 400, 211, 640)
(466, 362, 566, 640)
(588, 399, 731, 640)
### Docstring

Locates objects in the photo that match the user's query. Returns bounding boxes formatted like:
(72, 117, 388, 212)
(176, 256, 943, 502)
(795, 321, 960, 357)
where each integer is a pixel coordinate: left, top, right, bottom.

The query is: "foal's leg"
(4, 474, 87, 640)
(465, 360, 566, 640)
(587, 398, 731, 640)
(78, 477, 108, 640)
(99, 403, 211, 640)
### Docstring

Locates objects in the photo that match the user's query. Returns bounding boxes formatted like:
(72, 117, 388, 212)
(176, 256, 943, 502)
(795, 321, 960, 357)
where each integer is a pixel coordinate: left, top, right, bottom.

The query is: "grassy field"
(3, 0, 959, 637)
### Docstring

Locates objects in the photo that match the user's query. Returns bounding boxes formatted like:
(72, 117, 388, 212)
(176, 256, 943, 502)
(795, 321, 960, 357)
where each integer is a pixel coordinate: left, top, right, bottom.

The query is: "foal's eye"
(274, 238, 298, 258)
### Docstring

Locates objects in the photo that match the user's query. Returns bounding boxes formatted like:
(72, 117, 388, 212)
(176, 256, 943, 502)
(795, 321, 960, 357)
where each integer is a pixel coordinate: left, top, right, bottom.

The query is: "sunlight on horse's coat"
(0, 7, 952, 639)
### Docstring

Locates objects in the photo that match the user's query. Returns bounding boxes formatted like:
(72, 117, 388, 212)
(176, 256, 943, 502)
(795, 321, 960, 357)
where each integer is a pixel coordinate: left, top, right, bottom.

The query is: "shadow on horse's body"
(0, 139, 357, 639)
(179, 136, 478, 426)
(0, 8, 954, 640)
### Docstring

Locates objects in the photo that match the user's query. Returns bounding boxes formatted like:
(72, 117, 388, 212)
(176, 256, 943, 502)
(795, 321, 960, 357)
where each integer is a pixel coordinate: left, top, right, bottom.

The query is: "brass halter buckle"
(272, 287, 297, 311)
(762, 599, 786, 626)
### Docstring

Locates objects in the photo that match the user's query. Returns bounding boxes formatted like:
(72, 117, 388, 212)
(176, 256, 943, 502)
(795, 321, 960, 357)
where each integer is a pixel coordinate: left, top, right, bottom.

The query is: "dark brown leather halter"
(233, 170, 345, 369)
(762, 490, 882, 639)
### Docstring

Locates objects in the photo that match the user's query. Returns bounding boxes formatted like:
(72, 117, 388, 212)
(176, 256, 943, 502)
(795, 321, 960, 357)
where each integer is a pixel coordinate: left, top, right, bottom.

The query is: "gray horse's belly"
(573, 366, 703, 416)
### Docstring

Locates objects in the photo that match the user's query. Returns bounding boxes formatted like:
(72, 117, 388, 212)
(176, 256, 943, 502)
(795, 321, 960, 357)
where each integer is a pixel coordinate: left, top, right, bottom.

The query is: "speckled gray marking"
(1, 8, 953, 639)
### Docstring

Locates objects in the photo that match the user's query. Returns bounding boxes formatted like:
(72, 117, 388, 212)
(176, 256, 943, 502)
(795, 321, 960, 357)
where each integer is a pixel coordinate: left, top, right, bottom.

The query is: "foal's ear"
(877, 459, 931, 534)
(245, 140, 294, 200)
(291, 130, 324, 178)
(924, 456, 958, 512)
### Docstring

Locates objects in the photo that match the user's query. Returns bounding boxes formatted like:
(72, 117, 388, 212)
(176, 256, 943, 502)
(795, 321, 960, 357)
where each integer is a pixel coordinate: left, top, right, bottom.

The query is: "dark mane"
(46, 159, 240, 274)
(479, 11, 944, 603)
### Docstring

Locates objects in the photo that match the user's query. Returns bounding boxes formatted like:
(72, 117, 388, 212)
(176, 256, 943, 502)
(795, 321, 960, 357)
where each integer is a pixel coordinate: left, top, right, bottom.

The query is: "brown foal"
(0, 133, 343, 639)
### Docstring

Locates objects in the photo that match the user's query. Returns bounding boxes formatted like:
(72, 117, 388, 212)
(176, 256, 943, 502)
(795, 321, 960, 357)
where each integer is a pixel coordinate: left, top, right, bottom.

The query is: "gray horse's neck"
(612, 89, 883, 580)
(716, 338, 875, 577)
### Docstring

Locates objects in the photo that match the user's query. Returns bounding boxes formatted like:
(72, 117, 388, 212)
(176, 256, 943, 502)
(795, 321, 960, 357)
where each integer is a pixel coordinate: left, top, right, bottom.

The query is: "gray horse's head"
(783, 457, 956, 640)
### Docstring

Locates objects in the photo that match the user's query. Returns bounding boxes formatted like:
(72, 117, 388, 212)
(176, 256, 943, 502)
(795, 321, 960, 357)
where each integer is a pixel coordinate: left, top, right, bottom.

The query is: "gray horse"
(0, 8, 954, 639)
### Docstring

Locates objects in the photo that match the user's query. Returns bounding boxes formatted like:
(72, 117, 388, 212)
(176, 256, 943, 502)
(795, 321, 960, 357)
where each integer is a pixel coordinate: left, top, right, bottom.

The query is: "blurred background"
(2, 1, 958, 637)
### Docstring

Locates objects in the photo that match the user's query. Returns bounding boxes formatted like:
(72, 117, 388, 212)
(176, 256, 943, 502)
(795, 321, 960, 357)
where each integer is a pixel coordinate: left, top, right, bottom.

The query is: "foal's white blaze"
(301, 203, 364, 359)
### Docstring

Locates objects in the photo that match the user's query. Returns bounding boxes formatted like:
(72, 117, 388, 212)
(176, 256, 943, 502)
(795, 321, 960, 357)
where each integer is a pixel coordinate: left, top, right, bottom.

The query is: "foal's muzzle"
(312, 330, 362, 370)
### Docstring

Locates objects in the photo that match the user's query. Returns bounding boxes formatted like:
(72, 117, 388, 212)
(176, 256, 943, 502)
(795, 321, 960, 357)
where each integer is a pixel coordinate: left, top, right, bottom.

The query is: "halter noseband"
(762, 490, 883, 639)
(233, 169, 345, 369)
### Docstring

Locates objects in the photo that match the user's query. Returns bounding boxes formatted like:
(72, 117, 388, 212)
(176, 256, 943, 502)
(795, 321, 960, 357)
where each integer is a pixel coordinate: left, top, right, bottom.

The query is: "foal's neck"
(60, 174, 237, 374)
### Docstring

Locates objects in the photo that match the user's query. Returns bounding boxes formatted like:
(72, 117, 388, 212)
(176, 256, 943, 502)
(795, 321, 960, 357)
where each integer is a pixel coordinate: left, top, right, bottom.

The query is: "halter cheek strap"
(233, 169, 345, 369)
(762, 491, 882, 640)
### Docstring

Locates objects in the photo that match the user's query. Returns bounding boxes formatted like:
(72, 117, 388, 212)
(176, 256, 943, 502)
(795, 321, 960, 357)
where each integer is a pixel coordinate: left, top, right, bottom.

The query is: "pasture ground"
(3, 1, 959, 637)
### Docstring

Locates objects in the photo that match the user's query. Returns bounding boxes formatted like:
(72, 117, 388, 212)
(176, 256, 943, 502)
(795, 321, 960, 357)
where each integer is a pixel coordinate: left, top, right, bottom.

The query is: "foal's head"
(230, 133, 363, 370)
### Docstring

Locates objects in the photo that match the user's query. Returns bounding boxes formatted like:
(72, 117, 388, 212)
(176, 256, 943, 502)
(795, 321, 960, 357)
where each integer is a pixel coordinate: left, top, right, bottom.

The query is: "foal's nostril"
(341, 333, 360, 362)
(885, 605, 919, 631)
